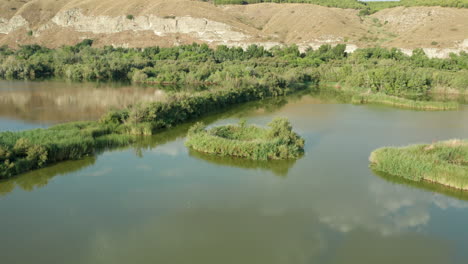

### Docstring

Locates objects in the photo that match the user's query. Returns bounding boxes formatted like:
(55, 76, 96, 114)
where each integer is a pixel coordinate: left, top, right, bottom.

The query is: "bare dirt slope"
(1, 0, 467, 56)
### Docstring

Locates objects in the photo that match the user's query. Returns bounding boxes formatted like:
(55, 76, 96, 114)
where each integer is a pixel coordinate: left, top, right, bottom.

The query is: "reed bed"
(370, 139, 468, 190)
(0, 122, 134, 179)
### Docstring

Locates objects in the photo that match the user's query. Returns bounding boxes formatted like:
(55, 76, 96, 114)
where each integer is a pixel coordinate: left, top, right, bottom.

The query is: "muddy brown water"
(0, 81, 467, 264)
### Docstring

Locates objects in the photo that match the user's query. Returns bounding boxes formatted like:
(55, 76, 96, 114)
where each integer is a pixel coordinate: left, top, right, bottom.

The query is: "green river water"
(0, 80, 467, 264)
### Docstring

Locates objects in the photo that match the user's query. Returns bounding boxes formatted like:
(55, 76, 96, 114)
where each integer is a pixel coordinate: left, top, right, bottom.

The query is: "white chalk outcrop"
(49, 9, 247, 43)
(0, 16, 29, 34)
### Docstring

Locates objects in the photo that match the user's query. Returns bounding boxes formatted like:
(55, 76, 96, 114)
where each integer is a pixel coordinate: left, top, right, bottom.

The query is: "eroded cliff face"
(1, 1, 467, 58)
(45, 9, 247, 43)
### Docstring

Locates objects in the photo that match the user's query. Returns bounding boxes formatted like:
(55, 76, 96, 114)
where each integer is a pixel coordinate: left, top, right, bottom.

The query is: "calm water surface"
(0, 80, 167, 125)
(0, 82, 467, 264)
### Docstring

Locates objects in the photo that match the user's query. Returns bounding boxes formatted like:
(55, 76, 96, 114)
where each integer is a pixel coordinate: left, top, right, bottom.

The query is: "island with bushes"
(370, 139, 468, 190)
(185, 118, 304, 160)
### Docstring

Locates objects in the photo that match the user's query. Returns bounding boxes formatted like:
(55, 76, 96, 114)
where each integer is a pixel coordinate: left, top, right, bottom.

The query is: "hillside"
(1, 0, 467, 57)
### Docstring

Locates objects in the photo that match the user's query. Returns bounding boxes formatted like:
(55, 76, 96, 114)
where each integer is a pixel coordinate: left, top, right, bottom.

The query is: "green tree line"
(1, 40, 467, 95)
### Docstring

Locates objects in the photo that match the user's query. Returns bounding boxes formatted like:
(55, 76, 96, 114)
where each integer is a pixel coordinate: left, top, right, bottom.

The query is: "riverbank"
(352, 93, 459, 110)
(370, 139, 468, 190)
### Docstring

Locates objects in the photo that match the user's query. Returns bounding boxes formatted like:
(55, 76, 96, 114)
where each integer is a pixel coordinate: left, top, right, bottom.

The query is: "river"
(0, 81, 467, 264)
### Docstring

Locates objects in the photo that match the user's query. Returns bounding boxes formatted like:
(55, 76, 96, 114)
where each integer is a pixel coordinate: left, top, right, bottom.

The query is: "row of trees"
(0, 41, 467, 96)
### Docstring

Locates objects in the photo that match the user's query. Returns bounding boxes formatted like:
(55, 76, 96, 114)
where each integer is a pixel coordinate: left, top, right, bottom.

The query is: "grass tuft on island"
(370, 139, 468, 190)
(352, 93, 459, 110)
(185, 118, 304, 160)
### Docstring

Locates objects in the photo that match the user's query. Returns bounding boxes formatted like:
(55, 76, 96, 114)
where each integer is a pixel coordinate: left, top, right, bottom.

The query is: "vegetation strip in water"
(0, 81, 308, 178)
(104, 81, 309, 134)
(351, 93, 459, 110)
(0, 122, 134, 178)
(370, 139, 468, 190)
(185, 118, 304, 160)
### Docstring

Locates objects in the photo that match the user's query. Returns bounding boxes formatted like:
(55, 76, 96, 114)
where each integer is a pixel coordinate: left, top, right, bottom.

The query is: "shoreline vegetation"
(1, 42, 467, 178)
(352, 92, 460, 110)
(370, 139, 468, 191)
(0, 122, 134, 178)
(185, 118, 305, 160)
(1, 81, 309, 179)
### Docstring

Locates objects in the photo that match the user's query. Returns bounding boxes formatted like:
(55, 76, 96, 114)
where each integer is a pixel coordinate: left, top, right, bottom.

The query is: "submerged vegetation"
(352, 93, 459, 110)
(185, 118, 304, 160)
(370, 139, 468, 190)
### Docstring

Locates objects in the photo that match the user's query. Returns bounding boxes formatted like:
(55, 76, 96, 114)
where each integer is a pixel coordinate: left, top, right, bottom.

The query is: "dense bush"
(116, 80, 311, 134)
(1, 42, 467, 96)
(185, 118, 304, 160)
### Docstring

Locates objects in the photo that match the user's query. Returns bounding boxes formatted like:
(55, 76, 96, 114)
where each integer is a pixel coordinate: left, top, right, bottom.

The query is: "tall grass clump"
(185, 118, 305, 160)
(352, 93, 459, 110)
(370, 139, 468, 190)
(0, 122, 134, 179)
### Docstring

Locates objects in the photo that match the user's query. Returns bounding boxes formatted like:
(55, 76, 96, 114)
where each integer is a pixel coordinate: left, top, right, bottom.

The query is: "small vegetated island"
(185, 118, 304, 160)
(370, 139, 468, 190)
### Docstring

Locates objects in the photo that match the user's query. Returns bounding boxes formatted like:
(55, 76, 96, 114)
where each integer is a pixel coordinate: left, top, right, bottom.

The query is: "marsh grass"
(0, 122, 134, 179)
(185, 118, 304, 160)
(370, 139, 468, 190)
(352, 93, 459, 110)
